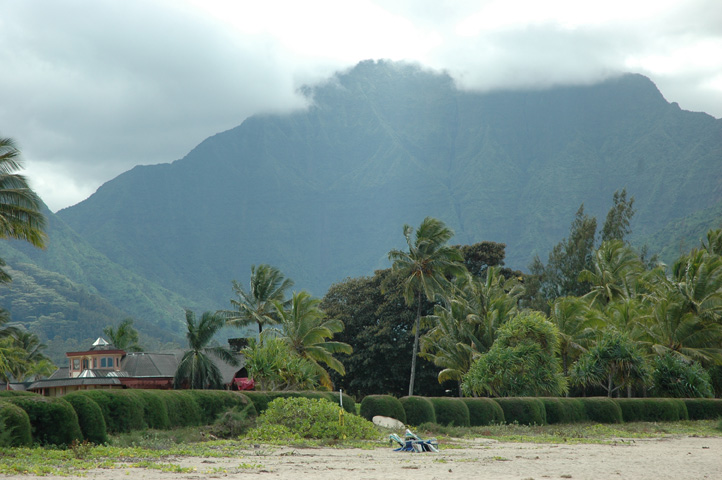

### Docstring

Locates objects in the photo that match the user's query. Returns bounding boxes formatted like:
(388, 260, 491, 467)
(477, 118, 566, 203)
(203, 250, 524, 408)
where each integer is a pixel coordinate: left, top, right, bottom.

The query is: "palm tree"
(173, 309, 239, 390)
(579, 240, 645, 307)
(274, 290, 352, 389)
(222, 264, 294, 336)
(0, 137, 46, 282)
(549, 296, 601, 376)
(103, 318, 143, 352)
(388, 217, 465, 396)
(5, 330, 54, 382)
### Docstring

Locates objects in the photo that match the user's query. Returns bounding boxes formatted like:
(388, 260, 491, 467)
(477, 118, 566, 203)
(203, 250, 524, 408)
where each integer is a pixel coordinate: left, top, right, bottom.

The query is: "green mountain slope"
(54, 60, 722, 311)
(0, 204, 196, 354)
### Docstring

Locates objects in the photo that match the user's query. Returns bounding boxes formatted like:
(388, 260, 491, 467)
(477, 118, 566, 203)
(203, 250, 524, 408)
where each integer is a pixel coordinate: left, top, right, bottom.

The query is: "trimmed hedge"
(0, 391, 37, 397)
(186, 390, 251, 424)
(428, 397, 470, 427)
(461, 398, 505, 426)
(249, 391, 356, 415)
(63, 393, 109, 444)
(72, 390, 146, 433)
(127, 390, 171, 430)
(495, 398, 547, 425)
(541, 397, 586, 424)
(360, 395, 406, 423)
(400, 396, 436, 426)
(0, 401, 32, 446)
(616, 399, 688, 422)
(580, 398, 623, 424)
(157, 391, 202, 427)
(243, 391, 272, 414)
(6, 396, 82, 445)
(683, 399, 722, 420)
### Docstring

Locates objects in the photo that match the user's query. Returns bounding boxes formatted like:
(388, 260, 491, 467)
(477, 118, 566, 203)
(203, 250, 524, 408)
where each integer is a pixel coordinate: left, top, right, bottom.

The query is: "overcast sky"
(2, 0, 720, 212)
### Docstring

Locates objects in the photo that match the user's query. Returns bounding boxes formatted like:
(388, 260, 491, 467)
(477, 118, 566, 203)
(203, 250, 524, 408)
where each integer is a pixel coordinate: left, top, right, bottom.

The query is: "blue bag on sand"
(389, 429, 439, 452)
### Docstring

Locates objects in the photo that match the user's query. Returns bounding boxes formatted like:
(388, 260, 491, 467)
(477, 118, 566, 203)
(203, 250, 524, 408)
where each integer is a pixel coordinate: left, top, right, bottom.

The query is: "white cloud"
(0, 0, 719, 212)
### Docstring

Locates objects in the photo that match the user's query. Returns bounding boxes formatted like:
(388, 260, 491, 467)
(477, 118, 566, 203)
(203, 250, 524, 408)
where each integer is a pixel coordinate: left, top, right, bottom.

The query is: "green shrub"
(243, 391, 271, 414)
(494, 398, 546, 425)
(6, 396, 82, 445)
(540, 397, 586, 424)
(651, 353, 714, 398)
(400, 396, 436, 426)
(186, 390, 251, 424)
(157, 391, 202, 427)
(683, 399, 722, 420)
(461, 398, 505, 426)
(208, 401, 258, 439)
(615, 398, 688, 422)
(428, 397, 470, 427)
(257, 397, 379, 440)
(320, 391, 356, 415)
(0, 391, 38, 398)
(73, 390, 145, 433)
(63, 393, 109, 444)
(0, 401, 32, 446)
(360, 395, 406, 424)
(580, 397, 623, 424)
(126, 390, 170, 430)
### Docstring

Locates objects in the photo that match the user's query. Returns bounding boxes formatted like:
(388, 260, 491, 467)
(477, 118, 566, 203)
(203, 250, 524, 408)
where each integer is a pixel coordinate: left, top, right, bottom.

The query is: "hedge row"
(359, 395, 722, 427)
(0, 389, 257, 445)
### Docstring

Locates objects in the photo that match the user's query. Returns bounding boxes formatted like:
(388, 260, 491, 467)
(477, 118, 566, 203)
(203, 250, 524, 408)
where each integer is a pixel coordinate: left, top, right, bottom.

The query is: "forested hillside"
(1, 60, 720, 352)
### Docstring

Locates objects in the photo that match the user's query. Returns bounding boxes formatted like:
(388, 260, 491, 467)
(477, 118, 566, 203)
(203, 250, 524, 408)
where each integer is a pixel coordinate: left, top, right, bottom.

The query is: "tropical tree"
(4, 330, 54, 382)
(388, 217, 465, 396)
(549, 296, 600, 376)
(579, 240, 645, 307)
(571, 331, 650, 397)
(242, 336, 321, 391)
(103, 318, 143, 352)
(0, 136, 47, 282)
(650, 352, 714, 398)
(462, 311, 568, 397)
(222, 264, 294, 336)
(274, 290, 352, 389)
(173, 309, 239, 389)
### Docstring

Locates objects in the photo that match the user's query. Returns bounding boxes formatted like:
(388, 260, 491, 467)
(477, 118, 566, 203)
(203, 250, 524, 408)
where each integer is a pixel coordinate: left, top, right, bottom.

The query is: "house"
(14, 337, 246, 397)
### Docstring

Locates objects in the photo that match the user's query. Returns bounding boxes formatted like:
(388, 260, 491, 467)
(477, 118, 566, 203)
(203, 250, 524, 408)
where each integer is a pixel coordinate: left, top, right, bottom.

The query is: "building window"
(93, 358, 97, 368)
(82, 359, 89, 369)
(73, 359, 80, 370)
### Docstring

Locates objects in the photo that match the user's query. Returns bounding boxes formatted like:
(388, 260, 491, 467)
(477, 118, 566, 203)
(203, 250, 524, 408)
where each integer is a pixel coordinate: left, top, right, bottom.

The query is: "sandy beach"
(3, 436, 720, 480)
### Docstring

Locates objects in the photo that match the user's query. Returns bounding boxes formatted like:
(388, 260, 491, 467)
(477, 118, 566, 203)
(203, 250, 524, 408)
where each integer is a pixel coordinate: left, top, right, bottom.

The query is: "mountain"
(3, 60, 722, 346)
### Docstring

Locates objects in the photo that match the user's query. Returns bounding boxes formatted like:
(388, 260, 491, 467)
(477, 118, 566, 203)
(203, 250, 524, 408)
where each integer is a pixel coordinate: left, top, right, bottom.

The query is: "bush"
(540, 397, 586, 424)
(360, 395, 406, 424)
(157, 391, 202, 427)
(683, 399, 722, 420)
(0, 401, 32, 446)
(579, 398, 623, 424)
(400, 396, 436, 426)
(6, 396, 82, 445)
(428, 397, 470, 427)
(244, 391, 271, 414)
(126, 390, 170, 430)
(73, 390, 145, 433)
(494, 398, 546, 425)
(650, 353, 714, 398)
(257, 397, 379, 440)
(461, 398, 505, 426)
(185, 390, 251, 424)
(615, 399, 688, 422)
(0, 391, 37, 398)
(63, 393, 109, 444)
(208, 400, 258, 439)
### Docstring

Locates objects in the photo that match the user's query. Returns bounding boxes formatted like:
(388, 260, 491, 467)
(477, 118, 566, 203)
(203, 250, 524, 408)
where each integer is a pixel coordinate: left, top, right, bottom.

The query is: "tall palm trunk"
(408, 290, 422, 396)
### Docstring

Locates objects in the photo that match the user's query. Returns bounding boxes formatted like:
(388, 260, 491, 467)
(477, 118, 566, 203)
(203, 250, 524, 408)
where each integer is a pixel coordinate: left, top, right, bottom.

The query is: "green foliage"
(579, 397, 623, 424)
(682, 399, 722, 420)
(184, 390, 253, 425)
(650, 353, 714, 398)
(156, 391, 202, 427)
(242, 391, 271, 414)
(460, 398, 505, 426)
(388, 216, 465, 396)
(6, 396, 82, 445)
(359, 395, 406, 423)
(62, 393, 109, 444)
(125, 390, 170, 430)
(0, 401, 32, 446)
(463, 311, 567, 397)
(174, 309, 239, 390)
(242, 337, 321, 391)
(257, 397, 379, 440)
(320, 269, 446, 398)
(73, 390, 145, 434)
(494, 398, 546, 426)
(428, 397, 470, 427)
(103, 318, 143, 352)
(400, 396, 435, 426)
(208, 401, 258, 439)
(540, 397, 587, 424)
(615, 398, 688, 422)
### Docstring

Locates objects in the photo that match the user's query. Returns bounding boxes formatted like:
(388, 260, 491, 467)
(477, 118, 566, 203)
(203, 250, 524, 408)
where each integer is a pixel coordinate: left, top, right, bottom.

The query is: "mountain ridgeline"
(3, 60, 721, 350)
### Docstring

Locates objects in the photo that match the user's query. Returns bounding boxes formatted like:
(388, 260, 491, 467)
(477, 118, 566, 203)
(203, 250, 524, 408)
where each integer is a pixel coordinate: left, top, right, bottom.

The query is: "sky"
(1, 0, 720, 213)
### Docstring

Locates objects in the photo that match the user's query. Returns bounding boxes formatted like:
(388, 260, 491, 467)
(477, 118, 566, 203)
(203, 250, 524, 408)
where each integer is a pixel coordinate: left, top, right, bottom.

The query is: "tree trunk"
(458, 381, 463, 398)
(408, 290, 422, 397)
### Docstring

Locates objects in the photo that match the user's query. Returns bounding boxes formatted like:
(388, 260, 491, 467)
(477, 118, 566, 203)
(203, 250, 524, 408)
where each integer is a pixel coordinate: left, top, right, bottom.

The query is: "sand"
(3, 436, 720, 480)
